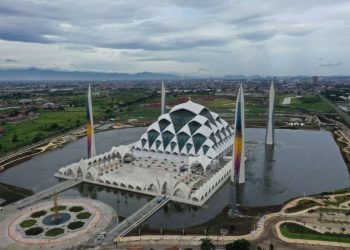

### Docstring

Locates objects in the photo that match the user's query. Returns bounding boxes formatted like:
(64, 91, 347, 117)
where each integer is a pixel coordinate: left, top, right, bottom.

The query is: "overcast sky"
(0, 0, 349, 76)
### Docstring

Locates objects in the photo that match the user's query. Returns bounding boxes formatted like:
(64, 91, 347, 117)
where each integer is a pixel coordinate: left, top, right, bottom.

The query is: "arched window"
(177, 132, 190, 152)
(193, 133, 206, 154)
(170, 109, 196, 133)
(147, 129, 159, 148)
(162, 131, 174, 149)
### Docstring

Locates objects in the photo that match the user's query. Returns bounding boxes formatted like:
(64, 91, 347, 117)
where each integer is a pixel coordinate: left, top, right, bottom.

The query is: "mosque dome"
(134, 101, 234, 158)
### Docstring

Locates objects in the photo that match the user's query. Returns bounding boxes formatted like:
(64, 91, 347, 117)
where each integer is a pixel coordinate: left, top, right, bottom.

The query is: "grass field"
(0, 88, 155, 154)
(280, 222, 350, 243)
(0, 108, 89, 153)
(276, 96, 335, 113)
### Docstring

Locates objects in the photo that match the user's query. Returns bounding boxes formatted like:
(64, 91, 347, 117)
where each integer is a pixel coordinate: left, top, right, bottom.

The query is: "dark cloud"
(198, 68, 209, 72)
(102, 36, 230, 51)
(319, 62, 343, 67)
(229, 11, 272, 25)
(238, 30, 277, 41)
(2, 58, 17, 63)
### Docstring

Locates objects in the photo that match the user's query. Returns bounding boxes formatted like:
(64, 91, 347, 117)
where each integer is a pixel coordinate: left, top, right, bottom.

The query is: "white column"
(161, 81, 166, 114)
(266, 81, 275, 146)
(87, 84, 96, 157)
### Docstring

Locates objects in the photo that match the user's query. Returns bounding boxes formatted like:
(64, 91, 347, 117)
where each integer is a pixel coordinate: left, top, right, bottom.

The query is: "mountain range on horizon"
(0, 68, 183, 81)
(0, 68, 348, 81)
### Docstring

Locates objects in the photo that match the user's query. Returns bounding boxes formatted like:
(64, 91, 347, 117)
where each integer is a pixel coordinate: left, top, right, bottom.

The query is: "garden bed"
(20, 219, 36, 228)
(45, 227, 65, 237)
(67, 221, 85, 230)
(30, 210, 47, 218)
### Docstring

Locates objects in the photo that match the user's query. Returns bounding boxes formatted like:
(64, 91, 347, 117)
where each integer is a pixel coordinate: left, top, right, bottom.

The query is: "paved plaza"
(0, 198, 117, 250)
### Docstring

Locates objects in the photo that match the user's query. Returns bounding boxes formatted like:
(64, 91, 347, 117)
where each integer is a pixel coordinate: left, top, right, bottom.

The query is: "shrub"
(69, 206, 84, 212)
(67, 221, 85, 230)
(20, 219, 36, 228)
(25, 227, 43, 236)
(31, 210, 47, 218)
(77, 212, 91, 220)
(45, 227, 65, 237)
(200, 238, 215, 250)
(225, 239, 251, 250)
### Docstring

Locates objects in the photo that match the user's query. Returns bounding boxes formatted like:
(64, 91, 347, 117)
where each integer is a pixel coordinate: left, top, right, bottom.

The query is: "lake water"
(0, 127, 349, 229)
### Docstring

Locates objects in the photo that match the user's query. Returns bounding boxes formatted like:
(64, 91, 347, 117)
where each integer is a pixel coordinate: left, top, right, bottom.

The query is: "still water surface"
(0, 127, 349, 228)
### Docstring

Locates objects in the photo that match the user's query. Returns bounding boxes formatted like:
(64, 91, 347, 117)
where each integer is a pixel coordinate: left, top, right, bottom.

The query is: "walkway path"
(107, 196, 169, 242)
(16, 179, 82, 209)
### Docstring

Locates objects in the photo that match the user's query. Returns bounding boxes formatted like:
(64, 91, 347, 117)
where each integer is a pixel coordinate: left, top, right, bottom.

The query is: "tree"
(200, 238, 215, 250)
(225, 239, 251, 250)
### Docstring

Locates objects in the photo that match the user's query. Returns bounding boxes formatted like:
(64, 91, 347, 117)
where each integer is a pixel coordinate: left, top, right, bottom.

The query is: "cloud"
(238, 25, 318, 42)
(239, 29, 277, 42)
(319, 62, 343, 67)
(2, 58, 17, 63)
(0, 0, 349, 75)
(198, 68, 209, 72)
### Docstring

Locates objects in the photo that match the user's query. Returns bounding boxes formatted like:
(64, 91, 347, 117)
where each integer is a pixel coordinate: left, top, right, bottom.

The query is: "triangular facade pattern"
(134, 101, 234, 159)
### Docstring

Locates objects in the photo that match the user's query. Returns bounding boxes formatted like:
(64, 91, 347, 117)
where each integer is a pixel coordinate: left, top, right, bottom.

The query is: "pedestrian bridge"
(107, 196, 170, 242)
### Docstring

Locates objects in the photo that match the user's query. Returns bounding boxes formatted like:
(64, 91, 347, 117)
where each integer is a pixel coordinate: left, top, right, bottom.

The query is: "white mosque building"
(56, 100, 235, 206)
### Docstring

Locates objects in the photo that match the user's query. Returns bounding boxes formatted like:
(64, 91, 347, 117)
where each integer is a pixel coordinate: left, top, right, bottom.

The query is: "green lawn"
(20, 219, 37, 228)
(69, 206, 84, 212)
(30, 210, 47, 218)
(276, 96, 335, 113)
(285, 199, 320, 213)
(67, 221, 85, 230)
(76, 211, 91, 219)
(45, 227, 65, 237)
(0, 106, 108, 153)
(118, 106, 160, 120)
(280, 222, 350, 243)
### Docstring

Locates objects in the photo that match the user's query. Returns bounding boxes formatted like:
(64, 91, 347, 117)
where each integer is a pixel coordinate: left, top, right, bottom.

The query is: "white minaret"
(266, 82, 275, 146)
(232, 84, 245, 184)
(87, 84, 96, 158)
(161, 81, 166, 114)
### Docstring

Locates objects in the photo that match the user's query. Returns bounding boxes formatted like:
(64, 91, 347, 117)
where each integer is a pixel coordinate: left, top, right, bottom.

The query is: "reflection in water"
(263, 146, 274, 192)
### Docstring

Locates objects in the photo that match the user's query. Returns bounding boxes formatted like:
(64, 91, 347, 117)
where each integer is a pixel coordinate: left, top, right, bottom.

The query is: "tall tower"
(266, 82, 275, 146)
(232, 84, 245, 184)
(161, 81, 166, 114)
(87, 84, 96, 158)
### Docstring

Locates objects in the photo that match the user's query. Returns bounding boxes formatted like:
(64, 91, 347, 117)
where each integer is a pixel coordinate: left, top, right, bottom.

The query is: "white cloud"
(0, 0, 349, 75)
